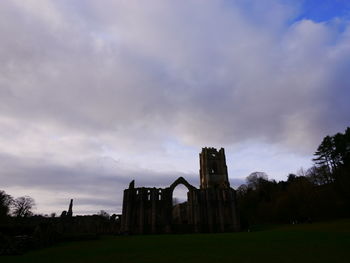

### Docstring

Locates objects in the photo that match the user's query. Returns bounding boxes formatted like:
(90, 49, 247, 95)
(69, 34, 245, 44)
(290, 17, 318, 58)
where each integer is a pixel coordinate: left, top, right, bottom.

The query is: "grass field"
(2, 219, 350, 263)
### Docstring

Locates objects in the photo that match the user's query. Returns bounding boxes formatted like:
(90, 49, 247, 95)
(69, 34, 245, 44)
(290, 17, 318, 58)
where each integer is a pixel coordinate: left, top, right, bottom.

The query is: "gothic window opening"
(210, 162, 218, 174)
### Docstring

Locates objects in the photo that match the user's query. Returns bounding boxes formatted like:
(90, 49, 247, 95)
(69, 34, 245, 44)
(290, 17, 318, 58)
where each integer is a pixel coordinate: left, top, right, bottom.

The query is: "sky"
(0, 0, 349, 215)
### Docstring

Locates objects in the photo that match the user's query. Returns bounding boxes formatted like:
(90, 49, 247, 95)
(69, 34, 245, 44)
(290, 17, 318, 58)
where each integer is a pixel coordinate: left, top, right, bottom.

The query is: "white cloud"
(0, 0, 349, 213)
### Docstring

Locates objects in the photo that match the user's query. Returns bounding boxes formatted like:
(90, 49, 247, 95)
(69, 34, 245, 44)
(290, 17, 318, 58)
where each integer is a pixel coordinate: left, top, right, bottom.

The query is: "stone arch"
(169, 177, 196, 196)
(169, 177, 196, 229)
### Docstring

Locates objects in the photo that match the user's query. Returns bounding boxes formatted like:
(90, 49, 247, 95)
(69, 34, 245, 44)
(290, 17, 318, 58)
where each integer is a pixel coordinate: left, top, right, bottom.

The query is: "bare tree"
(0, 190, 13, 220)
(12, 196, 35, 217)
(246, 172, 269, 190)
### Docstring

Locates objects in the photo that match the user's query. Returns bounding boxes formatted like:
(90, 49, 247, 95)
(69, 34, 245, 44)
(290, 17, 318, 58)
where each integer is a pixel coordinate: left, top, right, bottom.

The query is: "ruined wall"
(121, 178, 239, 234)
(121, 184, 172, 234)
(121, 147, 239, 234)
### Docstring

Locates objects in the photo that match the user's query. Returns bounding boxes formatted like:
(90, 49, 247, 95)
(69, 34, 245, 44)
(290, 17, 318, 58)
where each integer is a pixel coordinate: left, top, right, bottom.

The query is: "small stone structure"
(67, 199, 73, 217)
(121, 147, 240, 234)
(60, 199, 73, 218)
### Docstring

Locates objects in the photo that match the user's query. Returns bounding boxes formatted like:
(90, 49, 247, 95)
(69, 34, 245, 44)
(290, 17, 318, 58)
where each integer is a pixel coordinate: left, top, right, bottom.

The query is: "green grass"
(2, 219, 350, 263)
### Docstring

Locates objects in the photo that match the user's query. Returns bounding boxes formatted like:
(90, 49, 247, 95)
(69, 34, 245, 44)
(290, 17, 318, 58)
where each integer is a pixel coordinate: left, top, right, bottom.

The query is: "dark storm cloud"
(0, 152, 198, 213)
(0, 152, 197, 191)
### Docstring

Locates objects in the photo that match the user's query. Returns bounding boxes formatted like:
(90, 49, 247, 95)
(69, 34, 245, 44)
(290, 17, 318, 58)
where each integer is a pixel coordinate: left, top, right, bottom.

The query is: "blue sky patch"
(298, 0, 350, 22)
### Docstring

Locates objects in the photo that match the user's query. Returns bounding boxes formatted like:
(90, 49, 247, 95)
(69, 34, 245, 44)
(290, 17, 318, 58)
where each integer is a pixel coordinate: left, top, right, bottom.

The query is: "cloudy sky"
(1, 0, 349, 215)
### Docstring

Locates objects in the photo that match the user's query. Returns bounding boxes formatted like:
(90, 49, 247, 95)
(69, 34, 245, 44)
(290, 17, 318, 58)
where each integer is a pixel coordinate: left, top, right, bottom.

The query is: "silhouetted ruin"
(60, 199, 73, 218)
(121, 147, 240, 234)
(67, 199, 73, 217)
(1, 125, 349, 255)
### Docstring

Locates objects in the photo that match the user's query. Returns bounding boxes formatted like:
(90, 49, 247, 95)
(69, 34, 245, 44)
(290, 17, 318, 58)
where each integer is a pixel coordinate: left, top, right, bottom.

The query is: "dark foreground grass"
(2, 219, 350, 263)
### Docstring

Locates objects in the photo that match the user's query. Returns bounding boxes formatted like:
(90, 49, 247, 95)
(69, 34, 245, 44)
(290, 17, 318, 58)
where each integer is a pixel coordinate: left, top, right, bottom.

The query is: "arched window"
(172, 184, 188, 206)
(210, 162, 218, 174)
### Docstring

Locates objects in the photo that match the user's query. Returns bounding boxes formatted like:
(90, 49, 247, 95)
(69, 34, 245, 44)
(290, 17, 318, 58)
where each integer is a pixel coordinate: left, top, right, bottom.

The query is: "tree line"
(237, 127, 350, 228)
(0, 193, 35, 222)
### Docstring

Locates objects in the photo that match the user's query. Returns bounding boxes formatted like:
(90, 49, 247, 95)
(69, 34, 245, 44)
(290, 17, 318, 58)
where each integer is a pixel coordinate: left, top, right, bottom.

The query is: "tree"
(313, 127, 350, 172)
(306, 165, 332, 185)
(287, 174, 297, 182)
(12, 196, 35, 217)
(0, 190, 13, 220)
(97, 210, 110, 219)
(313, 135, 335, 171)
(236, 184, 248, 198)
(246, 172, 268, 190)
(344, 127, 350, 166)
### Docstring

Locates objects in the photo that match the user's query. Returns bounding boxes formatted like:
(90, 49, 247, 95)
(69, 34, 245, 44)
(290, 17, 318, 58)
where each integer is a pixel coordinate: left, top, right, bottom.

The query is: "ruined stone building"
(121, 147, 240, 234)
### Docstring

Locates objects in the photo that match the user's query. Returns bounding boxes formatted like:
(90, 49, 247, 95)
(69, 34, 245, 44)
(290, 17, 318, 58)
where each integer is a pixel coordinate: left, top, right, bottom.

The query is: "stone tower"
(199, 147, 230, 189)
